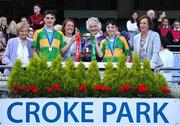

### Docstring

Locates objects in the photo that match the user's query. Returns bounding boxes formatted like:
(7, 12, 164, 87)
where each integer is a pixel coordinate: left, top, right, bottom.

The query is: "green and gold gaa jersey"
(32, 28, 66, 61)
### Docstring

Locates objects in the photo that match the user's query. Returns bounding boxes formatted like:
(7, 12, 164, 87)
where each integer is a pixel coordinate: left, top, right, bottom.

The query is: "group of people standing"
(0, 5, 179, 76)
(126, 9, 178, 68)
(33, 10, 132, 63)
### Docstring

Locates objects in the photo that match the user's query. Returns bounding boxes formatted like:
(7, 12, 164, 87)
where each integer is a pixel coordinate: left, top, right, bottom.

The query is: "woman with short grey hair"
(86, 17, 102, 33)
(81, 17, 105, 62)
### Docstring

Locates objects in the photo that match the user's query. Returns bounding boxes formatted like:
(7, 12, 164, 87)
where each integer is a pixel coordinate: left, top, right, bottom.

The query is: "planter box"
(0, 98, 179, 126)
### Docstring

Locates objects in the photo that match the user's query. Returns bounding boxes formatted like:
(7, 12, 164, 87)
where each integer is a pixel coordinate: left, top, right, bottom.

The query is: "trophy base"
(80, 51, 91, 55)
(80, 51, 91, 59)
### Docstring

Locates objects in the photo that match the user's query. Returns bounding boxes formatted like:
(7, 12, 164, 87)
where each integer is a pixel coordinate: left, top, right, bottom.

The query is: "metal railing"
(1, 63, 180, 98)
(155, 67, 180, 84)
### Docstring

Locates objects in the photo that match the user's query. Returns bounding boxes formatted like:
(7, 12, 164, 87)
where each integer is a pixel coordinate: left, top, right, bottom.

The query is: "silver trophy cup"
(81, 33, 92, 41)
(81, 33, 93, 53)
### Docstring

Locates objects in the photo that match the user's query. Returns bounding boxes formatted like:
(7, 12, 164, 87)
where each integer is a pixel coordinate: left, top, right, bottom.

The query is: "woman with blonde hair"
(7, 20, 17, 39)
(54, 24, 62, 31)
(0, 16, 8, 42)
(27, 27, 34, 39)
(2, 22, 32, 76)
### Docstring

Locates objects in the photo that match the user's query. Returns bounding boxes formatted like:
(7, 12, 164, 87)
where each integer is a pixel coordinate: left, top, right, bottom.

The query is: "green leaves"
(87, 61, 101, 86)
(8, 59, 26, 89)
(8, 53, 170, 98)
(76, 61, 86, 85)
(102, 61, 115, 86)
(62, 58, 77, 96)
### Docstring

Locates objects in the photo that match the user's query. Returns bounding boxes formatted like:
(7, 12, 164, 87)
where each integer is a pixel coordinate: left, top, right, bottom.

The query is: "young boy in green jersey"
(96, 20, 131, 62)
(32, 10, 76, 61)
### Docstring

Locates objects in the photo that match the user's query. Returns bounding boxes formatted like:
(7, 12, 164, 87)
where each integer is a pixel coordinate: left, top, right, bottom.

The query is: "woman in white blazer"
(134, 15, 162, 66)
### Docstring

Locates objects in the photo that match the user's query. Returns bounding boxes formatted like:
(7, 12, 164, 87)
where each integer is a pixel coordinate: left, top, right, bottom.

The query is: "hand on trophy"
(71, 51, 76, 56)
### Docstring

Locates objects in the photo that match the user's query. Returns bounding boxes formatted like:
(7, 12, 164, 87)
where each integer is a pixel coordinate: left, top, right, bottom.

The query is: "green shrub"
(8, 54, 170, 98)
